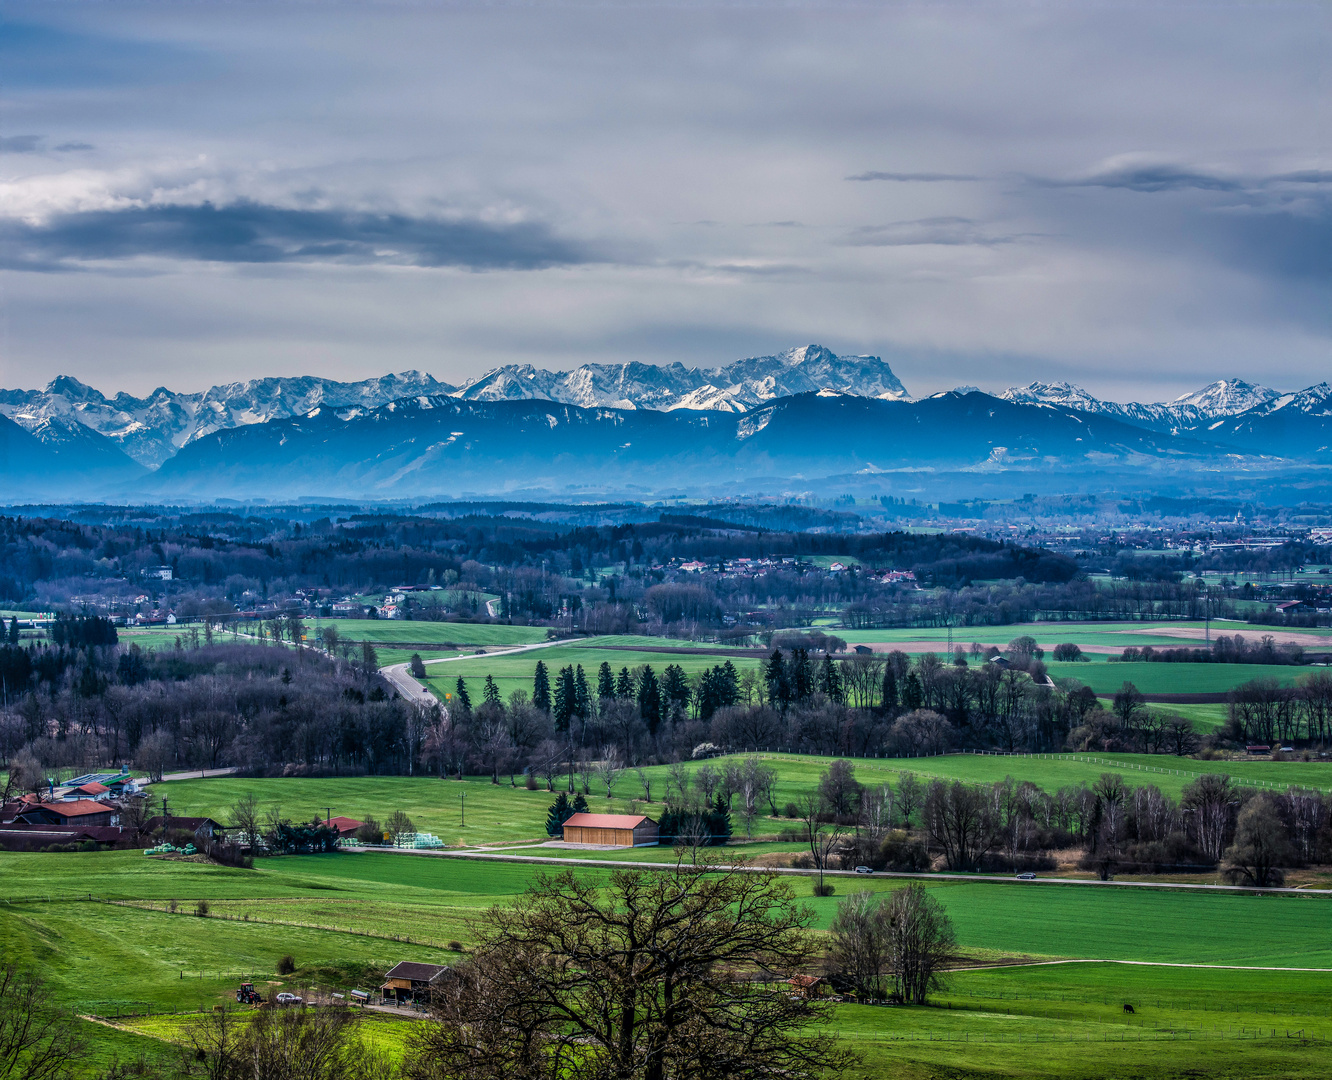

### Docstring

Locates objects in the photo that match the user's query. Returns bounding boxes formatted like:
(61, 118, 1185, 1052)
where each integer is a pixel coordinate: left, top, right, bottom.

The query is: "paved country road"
(380, 638, 567, 708)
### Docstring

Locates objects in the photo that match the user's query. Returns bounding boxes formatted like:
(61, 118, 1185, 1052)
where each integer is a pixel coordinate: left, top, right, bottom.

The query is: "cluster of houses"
(0, 772, 141, 850)
(672, 557, 917, 584)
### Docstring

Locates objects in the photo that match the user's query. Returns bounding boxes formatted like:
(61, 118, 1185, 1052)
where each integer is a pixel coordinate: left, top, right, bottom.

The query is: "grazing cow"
(1122, 1004, 1135, 1014)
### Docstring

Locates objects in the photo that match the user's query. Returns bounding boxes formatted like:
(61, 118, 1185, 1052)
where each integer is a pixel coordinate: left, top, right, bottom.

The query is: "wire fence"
(105, 898, 452, 950)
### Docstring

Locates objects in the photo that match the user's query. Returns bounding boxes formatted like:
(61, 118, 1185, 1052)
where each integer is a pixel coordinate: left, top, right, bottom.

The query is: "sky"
(0, 2, 1328, 402)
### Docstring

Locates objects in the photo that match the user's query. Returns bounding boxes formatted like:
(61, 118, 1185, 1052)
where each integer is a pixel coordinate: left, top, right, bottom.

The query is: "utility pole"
(460, 791, 465, 828)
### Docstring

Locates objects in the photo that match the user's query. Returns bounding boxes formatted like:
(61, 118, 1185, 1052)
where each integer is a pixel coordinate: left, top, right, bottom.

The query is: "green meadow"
(420, 637, 764, 705)
(148, 750, 1332, 853)
(837, 619, 1332, 648)
(314, 619, 547, 647)
(1045, 660, 1309, 695)
(5, 849, 1332, 1077)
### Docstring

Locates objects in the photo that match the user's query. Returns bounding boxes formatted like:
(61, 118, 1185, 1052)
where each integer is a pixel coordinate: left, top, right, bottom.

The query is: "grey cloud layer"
(0, 3, 1327, 399)
(0, 202, 602, 271)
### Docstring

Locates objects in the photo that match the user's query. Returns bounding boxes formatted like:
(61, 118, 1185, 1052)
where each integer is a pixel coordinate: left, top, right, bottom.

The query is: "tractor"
(236, 982, 263, 1005)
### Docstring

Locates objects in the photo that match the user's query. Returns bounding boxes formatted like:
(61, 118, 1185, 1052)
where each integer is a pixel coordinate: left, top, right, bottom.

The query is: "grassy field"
(1047, 660, 1310, 695)
(6, 848, 1332, 1078)
(147, 750, 1332, 853)
(836, 620, 1332, 648)
(420, 637, 765, 705)
(111, 965, 1332, 1080)
(312, 620, 547, 646)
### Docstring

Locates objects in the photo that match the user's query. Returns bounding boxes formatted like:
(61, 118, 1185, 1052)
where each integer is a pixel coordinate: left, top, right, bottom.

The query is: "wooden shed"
(380, 961, 449, 1005)
(561, 812, 659, 847)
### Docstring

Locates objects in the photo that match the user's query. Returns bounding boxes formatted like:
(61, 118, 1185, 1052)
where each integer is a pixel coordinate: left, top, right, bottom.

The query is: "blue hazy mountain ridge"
(147, 391, 1239, 500)
(0, 411, 147, 498)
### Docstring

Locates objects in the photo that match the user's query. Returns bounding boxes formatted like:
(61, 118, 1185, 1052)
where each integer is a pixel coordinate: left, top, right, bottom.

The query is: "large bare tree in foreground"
(405, 859, 852, 1080)
(0, 966, 85, 1080)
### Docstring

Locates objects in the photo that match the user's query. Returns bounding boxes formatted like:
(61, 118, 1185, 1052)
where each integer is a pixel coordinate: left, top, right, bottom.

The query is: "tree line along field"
(410, 633, 1324, 711)
(148, 750, 1332, 852)
(835, 620, 1332, 649)
(418, 638, 767, 706)
(5, 849, 1332, 1079)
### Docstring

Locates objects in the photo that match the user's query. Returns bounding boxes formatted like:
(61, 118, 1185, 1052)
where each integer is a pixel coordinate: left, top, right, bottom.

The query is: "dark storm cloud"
(0, 135, 42, 153)
(1034, 163, 1244, 193)
(842, 217, 1018, 247)
(846, 171, 982, 183)
(0, 202, 603, 271)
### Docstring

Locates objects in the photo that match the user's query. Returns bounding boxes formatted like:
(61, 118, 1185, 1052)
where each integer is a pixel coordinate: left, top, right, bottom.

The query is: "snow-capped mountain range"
(0, 372, 450, 468)
(995, 378, 1283, 433)
(2, 347, 1329, 473)
(0, 346, 906, 466)
(451, 345, 909, 412)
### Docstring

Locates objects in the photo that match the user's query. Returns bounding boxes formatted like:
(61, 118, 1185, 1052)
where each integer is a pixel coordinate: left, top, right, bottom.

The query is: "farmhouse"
(16, 799, 119, 828)
(60, 782, 110, 801)
(561, 812, 659, 847)
(380, 961, 449, 1005)
(0, 824, 124, 851)
(326, 816, 364, 837)
(145, 815, 226, 839)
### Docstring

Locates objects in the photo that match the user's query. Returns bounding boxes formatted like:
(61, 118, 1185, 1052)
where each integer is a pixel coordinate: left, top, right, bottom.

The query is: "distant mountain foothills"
(149, 391, 1239, 501)
(1, 344, 1330, 499)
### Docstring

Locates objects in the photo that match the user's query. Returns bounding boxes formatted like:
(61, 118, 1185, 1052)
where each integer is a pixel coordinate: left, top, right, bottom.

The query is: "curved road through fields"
(380, 638, 567, 709)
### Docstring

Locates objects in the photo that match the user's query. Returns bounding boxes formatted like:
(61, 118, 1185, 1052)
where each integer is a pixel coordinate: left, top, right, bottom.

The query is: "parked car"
(275, 993, 303, 1005)
(1015, 871, 1037, 880)
(853, 866, 874, 875)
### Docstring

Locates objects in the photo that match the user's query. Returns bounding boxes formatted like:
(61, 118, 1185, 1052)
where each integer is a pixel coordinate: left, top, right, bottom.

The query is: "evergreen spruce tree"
(553, 666, 578, 732)
(532, 660, 552, 714)
(765, 650, 790, 710)
(6, 618, 18, 645)
(662, 664, 690, 716)
(615, 666, 633, 699)
(545, 792, 572, 836)
(790, 648, 814, 703)
(597, 661, 615, 701)
(637, 665, 662, 734)
(572, 792, 589, 813)
(719, 660, 739, 707)
(454, 676, 472, 714)
(483, 674, 502, 706)
(573, 664, 592, 720)
(709, 792, 732, 845)
(880, 666, 898, 711)
(902, 670, 923, 711)
(819, 654, 843, 703)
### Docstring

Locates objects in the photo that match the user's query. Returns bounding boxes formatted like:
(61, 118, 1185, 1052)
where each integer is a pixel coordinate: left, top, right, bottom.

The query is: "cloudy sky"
(0, 2, 1327, 401)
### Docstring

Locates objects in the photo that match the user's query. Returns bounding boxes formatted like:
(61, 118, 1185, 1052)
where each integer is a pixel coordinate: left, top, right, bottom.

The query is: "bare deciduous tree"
(404, 861, 851, 1080)
(798, 792, 844, 895)
(884, 883, 955, 1004)
(229, 793, 262, 852)
(694, 763, 720, 803)
(595, 749, 622, 798)
(0, 964, 86, 1080)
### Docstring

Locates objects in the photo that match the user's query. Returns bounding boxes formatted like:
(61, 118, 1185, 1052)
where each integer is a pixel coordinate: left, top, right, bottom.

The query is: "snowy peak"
(998, 381, 1105, 412)
(0, 370, 454, 468)
(998, 377, 1296, 430)
(1171, 379, 1280, 415)
(453, 345, 909, 412)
